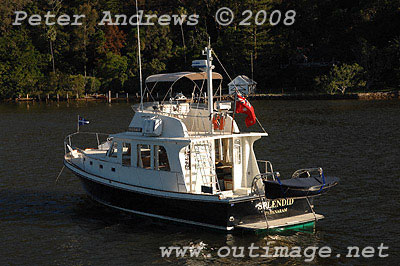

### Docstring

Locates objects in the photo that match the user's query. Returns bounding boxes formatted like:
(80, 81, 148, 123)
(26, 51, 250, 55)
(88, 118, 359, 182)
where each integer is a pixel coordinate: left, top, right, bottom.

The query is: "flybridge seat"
(263, 175, 339, 199)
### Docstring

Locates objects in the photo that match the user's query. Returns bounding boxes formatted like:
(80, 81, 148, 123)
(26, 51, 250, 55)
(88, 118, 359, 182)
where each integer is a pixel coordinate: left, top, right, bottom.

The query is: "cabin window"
(154, 145, 170, 171)
(122, 142, 131, 166)
(108, 142, 118, 158)
(137, 144, 151, 169)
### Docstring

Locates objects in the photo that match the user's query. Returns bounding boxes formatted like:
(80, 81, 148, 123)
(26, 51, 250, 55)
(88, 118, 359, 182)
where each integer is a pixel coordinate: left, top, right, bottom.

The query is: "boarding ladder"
(252, 161, 278, 229)
(192, 142, 220, 193)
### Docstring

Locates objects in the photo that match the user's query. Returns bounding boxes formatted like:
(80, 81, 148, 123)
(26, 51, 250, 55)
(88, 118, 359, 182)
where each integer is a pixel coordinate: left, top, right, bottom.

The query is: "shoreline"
(2, 90, 399, 103)
(246, 91, 400, 100)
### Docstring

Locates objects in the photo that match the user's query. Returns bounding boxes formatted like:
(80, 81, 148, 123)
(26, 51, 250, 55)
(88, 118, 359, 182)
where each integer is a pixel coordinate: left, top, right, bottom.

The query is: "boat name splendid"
(255, 198, 295, 212)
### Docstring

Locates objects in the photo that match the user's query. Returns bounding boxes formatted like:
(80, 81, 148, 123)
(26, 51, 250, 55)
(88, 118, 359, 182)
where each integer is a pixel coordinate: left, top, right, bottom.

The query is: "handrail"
(63, 131, 110, 144)
(136, 102, 233, 118)
(141, 109, 211, 119)
(65, 144, 115, 164)
(64, 132, 111, 155)
(256, 160, 277, 181)
(292, 167, 323, 179)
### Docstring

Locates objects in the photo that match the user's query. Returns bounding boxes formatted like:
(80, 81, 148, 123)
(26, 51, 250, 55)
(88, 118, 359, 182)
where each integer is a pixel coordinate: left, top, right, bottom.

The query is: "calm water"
(0, 100, 399, 265)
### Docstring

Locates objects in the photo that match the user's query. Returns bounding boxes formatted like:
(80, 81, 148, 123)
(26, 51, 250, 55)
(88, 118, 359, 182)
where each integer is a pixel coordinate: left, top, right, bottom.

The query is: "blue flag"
(78, 116, 90, 126)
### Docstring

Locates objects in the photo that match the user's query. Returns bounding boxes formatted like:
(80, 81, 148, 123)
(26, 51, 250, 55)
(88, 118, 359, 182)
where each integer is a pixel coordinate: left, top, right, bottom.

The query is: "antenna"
(205, 45, 214, 133)
(135, 0, 144, 111)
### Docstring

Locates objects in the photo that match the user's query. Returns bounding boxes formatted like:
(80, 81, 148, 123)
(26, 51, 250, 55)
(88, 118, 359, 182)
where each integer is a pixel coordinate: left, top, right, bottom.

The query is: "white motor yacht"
(63, 46, 338, 233)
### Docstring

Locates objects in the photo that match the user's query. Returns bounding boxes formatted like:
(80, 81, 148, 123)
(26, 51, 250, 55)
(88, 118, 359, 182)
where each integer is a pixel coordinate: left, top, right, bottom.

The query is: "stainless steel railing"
(63, 132, 111, 155)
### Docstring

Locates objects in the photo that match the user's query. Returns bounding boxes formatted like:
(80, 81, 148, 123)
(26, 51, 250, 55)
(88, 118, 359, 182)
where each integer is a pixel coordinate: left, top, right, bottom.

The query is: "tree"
(1, 0, 399, 99)
(0, 0, 32, 33)
(389, 37, 400, 86)
(0, 30, 44, 98)
(353, 39, 392, 90)
(85, 76, 101, 94)
(97, 52, 128, 92)
(47, 0, 63, 73)
(104, 25, 126, 55)
(72, 2, 99, 79)
(123, 13, 175, 92)
(315, 63, 365, 94)
(69, 74, 86, 97)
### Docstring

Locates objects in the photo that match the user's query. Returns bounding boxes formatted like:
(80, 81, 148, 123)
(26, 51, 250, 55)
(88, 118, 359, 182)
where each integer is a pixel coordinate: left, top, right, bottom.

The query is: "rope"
(212, 50, 234, 82)
(55, 165, 65, 183)
(256, 117, 268, 133)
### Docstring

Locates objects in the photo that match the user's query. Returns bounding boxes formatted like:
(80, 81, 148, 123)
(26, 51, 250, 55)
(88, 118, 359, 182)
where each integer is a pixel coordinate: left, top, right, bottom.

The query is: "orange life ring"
(213, 114, 225, 130)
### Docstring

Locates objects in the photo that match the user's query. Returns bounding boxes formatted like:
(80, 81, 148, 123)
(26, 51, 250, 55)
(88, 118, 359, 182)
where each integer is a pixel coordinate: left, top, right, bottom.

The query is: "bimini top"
(145, 72, 223, 83)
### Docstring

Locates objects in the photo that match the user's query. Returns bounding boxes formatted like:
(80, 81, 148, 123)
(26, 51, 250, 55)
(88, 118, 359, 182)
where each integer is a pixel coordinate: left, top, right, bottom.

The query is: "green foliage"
(140, 12, 175, 76)
(74, 3, 99, 76)
(97, 52, 128, 92)
(0, 0, 32, 33)
(85, 77, 101, 94)
(69, 74, 86, 97)
(315, 63, 366, 94)
(0, 30, 44, 98)
(0, 0, 399, 99)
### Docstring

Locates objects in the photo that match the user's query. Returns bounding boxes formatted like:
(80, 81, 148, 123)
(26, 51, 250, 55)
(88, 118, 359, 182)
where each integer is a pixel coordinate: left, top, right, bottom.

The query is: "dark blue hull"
(67, 163, 315, 230)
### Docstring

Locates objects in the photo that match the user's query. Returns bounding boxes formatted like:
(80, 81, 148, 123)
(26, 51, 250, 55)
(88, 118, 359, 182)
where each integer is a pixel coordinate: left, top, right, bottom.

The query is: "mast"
(204, 43, 214, 133)
(135, 0, 144, 111)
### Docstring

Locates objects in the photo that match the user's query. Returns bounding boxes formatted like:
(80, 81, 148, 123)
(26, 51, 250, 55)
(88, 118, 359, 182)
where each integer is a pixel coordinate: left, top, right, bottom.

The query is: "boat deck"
(236, 213, 324, 231)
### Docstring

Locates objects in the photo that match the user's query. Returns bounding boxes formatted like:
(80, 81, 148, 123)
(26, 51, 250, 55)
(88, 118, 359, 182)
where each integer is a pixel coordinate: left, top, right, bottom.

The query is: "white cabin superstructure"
(70, 103, 267, 197)
(64, 45, 334, 232)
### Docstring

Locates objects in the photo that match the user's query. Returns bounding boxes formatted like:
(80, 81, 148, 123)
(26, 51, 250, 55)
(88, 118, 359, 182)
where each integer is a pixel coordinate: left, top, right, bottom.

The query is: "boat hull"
(77, 173, 233, 230)
(66, 161, 317, 231)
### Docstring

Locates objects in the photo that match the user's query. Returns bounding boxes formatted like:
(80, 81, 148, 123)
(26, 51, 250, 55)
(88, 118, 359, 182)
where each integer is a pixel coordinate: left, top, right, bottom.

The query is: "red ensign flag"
(235, 94, 256, 127)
